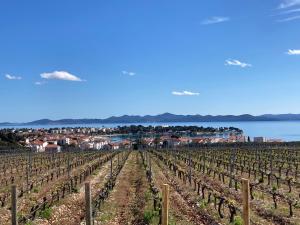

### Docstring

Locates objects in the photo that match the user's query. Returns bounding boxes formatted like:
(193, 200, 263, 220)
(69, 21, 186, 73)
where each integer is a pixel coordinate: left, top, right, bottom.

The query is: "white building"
(93, 140, 109, 150)
(58, 137, 70, 146)
(79, 141, 94, 150)
(30, 140, 48, 152)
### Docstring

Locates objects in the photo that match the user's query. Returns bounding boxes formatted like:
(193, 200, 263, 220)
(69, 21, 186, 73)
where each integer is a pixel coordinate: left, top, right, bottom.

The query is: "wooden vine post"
(26, 149, 32, 191)
(242, 178, 250, 225)
(162, 184, 169, 225)
(188, 152, 192, 184)
(85, 182, 92, 225)
(67, 147, 71, 179)
(11, 185, 17, 225)
(269, 148, 273, 185)
(110, 156, 113, 179)
(149, 154, 152, 173)
(117, 153, 120, 167)
(229, 148, 236, 188)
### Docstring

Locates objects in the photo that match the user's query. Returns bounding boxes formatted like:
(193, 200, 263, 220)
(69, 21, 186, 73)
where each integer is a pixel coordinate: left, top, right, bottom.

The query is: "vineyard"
(0, 144, 300, 225)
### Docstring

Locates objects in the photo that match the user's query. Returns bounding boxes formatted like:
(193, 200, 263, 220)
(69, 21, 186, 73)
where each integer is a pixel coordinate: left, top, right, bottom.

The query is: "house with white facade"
(30, 140, 48, 152)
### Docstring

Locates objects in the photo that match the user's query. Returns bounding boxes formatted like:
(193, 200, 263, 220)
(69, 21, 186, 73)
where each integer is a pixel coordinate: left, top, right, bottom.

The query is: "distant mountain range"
(2, 113, 300, 127)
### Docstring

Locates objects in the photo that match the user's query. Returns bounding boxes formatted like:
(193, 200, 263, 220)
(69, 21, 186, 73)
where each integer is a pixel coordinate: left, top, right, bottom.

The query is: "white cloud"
(122, 70, 136, 76)
(286, 49, 300, 55)
(276, 1, 300, 22)
(201, 16, 230, 25)
(277, 15, 300, 21)
(172, 91, 200, 96)
(5, 74, 22, 80)
(279, 0, 300, 9)
(40, 71, 84, 81)
(278, 7, 300, 14)
(35, 81, 46, 85)
(225, 59, 252, 68)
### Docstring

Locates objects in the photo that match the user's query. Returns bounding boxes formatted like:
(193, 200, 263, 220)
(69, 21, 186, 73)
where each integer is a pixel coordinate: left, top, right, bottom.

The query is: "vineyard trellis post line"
(162, 184, 169, 225)
(117, 153, 120, 167)
(85, 182, 92, 225)
(26, 148, 32, 191)
(11, 185, 17, 225)
(149, 153, 152, 173)
(269, 148, 273, 185)
(67, 147, 71, 179)
(188, 151, 192, 184)
(110, 156, 113, 179)
(242, 178, 250, 225)
(147, 151, 149, 167)
(229, 148, 236, 188)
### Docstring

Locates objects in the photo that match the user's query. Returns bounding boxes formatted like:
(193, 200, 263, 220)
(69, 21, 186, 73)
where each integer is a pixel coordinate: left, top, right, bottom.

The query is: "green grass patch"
(230, 216, 243, 225)
(33, 187, 39, 193)
(198, 199, 208, 210)
(143, 209, 159, 224)
(39, 207, 52, 220)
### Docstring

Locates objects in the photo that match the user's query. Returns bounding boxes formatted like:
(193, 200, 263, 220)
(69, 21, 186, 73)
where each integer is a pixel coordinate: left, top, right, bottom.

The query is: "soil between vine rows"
(0, 152, 114, 225)
(34, 156, 119, 225)
(2, 148, 298, 225)
(95, 151, 207, 225)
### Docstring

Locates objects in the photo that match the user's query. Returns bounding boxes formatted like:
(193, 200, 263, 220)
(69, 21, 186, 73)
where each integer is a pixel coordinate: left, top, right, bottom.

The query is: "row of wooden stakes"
(10, 178, 250, 225)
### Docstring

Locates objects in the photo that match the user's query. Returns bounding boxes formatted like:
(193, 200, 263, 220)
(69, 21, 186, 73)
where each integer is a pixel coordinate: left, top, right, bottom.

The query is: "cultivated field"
(0, 145, 300, 225)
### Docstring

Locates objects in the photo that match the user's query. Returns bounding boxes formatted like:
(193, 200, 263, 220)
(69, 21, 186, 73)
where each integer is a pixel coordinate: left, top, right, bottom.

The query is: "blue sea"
(1, 121, 300, 141)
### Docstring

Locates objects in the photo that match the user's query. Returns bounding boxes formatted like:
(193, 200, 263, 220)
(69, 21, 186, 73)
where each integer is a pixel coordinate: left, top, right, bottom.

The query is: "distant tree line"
(0, 125, 243, 137)
(0, 130, 25, 152)
(0, 130, 22, 144)
(107, 125, 242, 135)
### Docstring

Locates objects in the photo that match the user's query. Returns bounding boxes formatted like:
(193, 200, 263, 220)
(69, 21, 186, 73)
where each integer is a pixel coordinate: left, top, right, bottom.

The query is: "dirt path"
(129, 153, 149, 225)
(95, 152, 148, 225)
(34, 156, 119, 225)
(150, 153, 207, 225)
(0, 153, 112, 225)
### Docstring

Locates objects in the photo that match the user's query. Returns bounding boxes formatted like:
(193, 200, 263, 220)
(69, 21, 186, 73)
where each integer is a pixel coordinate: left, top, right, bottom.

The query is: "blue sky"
(1, 0, 300, 122)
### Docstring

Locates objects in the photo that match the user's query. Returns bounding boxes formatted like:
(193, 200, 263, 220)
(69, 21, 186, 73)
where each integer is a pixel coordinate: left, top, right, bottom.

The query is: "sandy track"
(95, 152, 148, 225)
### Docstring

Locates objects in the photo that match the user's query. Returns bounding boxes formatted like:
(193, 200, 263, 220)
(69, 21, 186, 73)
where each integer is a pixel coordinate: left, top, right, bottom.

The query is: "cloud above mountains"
(225, 59, 252, 68)
(279, 0, 300, 9)
(40, 71, 84, 81)
(201, 17, 230, 25)
(5, 74, 22, 80)
(277, 0, 300, 22)
(287, 49, 300, 55)
(277, 14, 300, 22)
(172, 91, 199, 96)
(122, 70, 136, 76)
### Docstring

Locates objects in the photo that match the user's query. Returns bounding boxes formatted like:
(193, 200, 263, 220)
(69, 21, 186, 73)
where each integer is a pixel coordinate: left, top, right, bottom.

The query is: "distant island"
(2, 113, 300, 126)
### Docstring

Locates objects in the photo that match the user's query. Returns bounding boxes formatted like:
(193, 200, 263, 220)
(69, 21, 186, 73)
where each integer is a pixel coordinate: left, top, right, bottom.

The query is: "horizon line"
(2, 112, 300, 124)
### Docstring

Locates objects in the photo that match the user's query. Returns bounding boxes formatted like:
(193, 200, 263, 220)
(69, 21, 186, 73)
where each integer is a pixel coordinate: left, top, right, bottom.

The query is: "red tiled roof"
(46, 144, 58, 148)
(32, 140, 44, 145)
